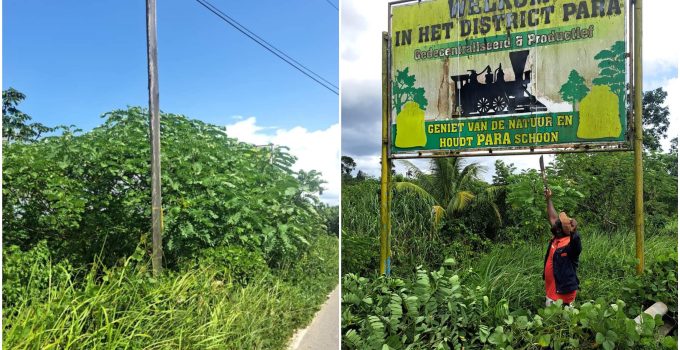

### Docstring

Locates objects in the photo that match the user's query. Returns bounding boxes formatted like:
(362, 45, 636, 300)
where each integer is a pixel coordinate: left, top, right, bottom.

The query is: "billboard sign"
(389, 0, 628, 154)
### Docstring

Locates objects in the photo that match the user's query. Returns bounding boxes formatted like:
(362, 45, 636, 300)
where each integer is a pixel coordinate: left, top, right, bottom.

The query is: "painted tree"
(593, 41, 625, 99)
(392, 67, 428, 114)
(559, 69, 589, 111)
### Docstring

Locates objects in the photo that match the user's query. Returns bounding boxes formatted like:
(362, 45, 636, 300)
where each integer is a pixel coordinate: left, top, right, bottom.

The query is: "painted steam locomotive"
(450, 50, 547, 117)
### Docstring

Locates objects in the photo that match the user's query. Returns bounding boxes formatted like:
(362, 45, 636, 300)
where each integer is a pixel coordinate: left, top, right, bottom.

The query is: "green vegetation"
(3, 90, 338, 349)
(4, 235, 338, 349)
(341, 99, 678, 348)
(342, 238, 677, 349)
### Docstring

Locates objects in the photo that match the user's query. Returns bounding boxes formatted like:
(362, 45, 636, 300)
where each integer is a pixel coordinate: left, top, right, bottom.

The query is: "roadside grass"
(3, 235, 338, 349)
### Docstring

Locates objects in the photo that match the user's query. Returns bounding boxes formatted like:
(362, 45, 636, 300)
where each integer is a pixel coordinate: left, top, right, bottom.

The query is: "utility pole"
(633, 0, 644, 274)
(146, 0, 163, 275)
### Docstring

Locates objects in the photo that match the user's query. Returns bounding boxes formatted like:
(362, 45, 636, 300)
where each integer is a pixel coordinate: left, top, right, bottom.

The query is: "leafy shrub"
(622, 251, 678, 318)
(280, 234, 340, 322)
(2, 241, 73, 309)
(193, 245, 269, 286)
(2, 107, 326, 268)
(342, 260, 676, 349)
(504, 169, 584, 239)
(554, 152, 677, 233)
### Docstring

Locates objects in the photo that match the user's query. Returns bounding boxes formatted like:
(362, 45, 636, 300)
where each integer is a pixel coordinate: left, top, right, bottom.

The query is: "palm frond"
(456, 163, 484, 191)
(397, 160, 425, 179)
(446, 190, 475, 215)
(492, 203, 502, 226)
(393, 181, 438, 205)
(432, 205, 446, 228)
(483, 185, 503, 199)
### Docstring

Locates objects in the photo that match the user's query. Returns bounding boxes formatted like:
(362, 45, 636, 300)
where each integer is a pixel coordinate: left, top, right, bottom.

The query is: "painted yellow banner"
(389, 0, 627, 153)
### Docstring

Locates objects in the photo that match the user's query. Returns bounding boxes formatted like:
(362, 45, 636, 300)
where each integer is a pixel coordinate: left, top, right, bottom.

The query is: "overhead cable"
(196, 0, 338, 95)
(323, 0, 339, 11)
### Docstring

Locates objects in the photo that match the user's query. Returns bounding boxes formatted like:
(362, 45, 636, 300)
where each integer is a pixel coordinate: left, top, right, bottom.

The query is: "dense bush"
(3, 107, 326, 268)
(193, 245, 270, 287)
(553, 152, 677, 232)
(343, 247, 678, 350)
(2, 241, 73, 309)
(622, 250, 678, 317)
(502, 169, 584, 240)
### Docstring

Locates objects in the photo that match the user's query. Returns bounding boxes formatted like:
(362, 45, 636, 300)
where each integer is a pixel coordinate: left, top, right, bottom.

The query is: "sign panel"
(389, 0, 627, 154)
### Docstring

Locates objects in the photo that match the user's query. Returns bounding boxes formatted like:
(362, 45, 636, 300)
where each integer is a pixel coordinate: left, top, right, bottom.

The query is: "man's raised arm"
(544, 188, 558, 226)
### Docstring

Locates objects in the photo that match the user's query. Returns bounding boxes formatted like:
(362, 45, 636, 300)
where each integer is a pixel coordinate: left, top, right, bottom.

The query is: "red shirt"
(544, 235, 577, 303)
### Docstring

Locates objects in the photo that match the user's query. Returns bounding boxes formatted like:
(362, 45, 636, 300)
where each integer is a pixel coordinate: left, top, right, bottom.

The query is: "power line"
(195, 0, 338, 95)
(206, 2, 338, 91)
(196, 0, 338, 90)
(323, 0, 338, 11)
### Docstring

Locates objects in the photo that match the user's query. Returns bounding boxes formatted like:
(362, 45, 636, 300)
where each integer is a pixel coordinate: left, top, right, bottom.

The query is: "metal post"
(380, 32, 392, 276)
(633, 0, 644, 274)
(146, 0, 163, 276)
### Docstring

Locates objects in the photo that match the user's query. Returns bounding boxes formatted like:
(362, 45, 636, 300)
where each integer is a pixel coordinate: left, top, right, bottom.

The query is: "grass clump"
(3, 235, 338, 349)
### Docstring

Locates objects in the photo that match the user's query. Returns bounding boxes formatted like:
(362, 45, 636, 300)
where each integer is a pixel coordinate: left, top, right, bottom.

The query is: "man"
(543, 188, 581, 307)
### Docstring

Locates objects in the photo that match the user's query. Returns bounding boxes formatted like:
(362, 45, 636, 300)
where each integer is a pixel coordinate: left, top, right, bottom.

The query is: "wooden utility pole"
(146, 0, 163, 275)
(633, 0, 644, 274)
(380, 32, 392, 276)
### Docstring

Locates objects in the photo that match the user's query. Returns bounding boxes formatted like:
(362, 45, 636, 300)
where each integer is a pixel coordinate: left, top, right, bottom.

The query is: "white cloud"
(643, 2, 680, 66)
(340, 1, 390, 83)
(225, 117, 340, 205)
(352, 154, 381, 178)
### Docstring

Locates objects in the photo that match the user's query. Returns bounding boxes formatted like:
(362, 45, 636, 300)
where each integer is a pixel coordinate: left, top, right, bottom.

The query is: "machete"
(539, 155, 548, 190)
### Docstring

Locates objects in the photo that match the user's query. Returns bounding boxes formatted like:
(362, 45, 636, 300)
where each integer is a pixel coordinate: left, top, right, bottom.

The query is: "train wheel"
(492, 96, 508, 113)
(476, 97, 491, 114)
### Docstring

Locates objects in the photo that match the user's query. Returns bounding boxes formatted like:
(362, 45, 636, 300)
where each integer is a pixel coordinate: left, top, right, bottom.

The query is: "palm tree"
(394, 158, 501, 230)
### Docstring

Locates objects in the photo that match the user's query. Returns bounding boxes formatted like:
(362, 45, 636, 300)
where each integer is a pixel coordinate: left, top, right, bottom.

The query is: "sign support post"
(380, 31, 392, 276)
(146, 0, 163, 276)
(633, 0, 644, 275)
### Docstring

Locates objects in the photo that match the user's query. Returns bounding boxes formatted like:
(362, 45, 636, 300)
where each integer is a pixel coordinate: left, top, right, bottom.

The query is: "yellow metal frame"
(633, 0, 644, 274)
(380, 32, 392, 276)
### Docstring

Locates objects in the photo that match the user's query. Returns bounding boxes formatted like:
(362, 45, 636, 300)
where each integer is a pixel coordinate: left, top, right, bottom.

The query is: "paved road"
(289, 286, 340, 350)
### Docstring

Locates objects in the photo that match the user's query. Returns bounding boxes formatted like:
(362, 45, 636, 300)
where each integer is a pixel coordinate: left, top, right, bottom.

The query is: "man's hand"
(544, 188, 552, 199)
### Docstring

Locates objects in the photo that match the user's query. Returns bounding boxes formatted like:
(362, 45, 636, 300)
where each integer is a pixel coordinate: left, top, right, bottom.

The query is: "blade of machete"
(539, 155, 548, 189)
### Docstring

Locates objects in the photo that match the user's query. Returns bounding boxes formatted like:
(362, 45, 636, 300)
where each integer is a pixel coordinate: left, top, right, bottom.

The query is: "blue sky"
(3, 0, 339, 132)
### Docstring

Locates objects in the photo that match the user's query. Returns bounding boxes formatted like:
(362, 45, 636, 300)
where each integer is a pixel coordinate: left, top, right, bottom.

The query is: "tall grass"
(458, 229, 678, 312)
(3, 235, 338, 349)
(342, 180, 444, 276)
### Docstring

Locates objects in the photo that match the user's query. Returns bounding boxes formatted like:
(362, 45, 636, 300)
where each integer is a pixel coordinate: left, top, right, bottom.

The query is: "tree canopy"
(3, 104, 327, 268)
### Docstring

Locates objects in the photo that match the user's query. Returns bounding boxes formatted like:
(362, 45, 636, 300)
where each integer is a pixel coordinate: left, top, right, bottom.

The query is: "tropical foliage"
(343, 238, 677, 349)
(2, 89, 339, 349)
(341, 83, 678, 347)
(3, 106, 327, 268)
